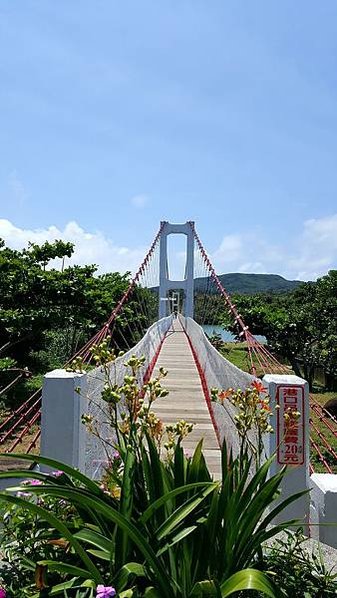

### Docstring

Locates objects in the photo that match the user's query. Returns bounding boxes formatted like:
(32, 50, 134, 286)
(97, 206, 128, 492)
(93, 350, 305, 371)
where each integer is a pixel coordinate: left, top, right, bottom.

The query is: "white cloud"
(130, 194, 149, 209)
(211, 214, 337, 281)
(212, 232, 285, 275)
(1, 214, 337, 283)
(287, 214, 337, 280)
(0, 219, 146, 275)
(214, 234, 243, 263)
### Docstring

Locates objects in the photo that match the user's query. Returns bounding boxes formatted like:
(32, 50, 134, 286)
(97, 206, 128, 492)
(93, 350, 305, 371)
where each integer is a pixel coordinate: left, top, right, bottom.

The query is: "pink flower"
(96, 585, 116, 598)
(51, 470, 63, 477)
(22, 478, 42, 486)
(0, 587, 6, 598)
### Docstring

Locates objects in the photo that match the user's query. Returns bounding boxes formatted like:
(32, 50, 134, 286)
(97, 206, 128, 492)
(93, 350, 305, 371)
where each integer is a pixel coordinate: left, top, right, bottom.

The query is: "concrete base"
(310, 473, 337, 549)
(40, 369, 87, 471)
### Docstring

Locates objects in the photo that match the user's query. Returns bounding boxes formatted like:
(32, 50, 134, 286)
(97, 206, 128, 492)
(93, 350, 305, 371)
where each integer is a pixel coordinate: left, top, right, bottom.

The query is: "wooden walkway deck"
(152, 319, 221, 479)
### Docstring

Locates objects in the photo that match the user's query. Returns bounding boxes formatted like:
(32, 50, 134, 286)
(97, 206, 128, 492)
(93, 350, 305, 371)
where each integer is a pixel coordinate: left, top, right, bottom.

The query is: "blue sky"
(1, 1, 337, 280)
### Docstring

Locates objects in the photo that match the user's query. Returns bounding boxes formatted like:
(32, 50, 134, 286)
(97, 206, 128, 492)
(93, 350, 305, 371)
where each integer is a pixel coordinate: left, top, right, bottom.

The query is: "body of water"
(202, 324, 266, 344)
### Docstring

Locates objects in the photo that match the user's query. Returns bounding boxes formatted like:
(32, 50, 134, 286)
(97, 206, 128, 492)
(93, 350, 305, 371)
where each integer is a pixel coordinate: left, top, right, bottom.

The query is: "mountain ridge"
(194, 272, 303, 294)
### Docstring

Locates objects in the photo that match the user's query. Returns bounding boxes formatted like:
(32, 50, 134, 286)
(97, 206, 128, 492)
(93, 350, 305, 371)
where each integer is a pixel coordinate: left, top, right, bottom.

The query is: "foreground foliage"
(0, 350, 306, 597)
(248, 530, 337, 598)
(0, 437, 304, 597)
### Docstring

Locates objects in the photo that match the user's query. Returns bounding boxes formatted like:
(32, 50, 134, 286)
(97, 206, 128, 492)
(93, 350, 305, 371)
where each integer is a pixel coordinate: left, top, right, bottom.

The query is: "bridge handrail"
(85, 314, 174, 477)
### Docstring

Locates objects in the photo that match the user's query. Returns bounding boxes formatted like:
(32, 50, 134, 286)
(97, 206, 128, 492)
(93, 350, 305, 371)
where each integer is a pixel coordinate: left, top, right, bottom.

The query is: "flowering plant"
(211, 380, 273, 469)
(0, 344, 305, 598)
(96, 585, 116, 598)
(80, 349, 194, 473)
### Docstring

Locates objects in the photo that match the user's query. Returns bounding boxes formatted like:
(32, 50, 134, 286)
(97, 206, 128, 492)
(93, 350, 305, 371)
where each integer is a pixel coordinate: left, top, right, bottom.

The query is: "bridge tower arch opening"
(159, 221, 194, 319)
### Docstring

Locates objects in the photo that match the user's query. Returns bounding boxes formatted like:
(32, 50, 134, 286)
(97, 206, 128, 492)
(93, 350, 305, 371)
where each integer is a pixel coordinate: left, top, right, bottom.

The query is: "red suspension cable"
(190, 222, 257, 375)
(0, 223, 164, 451)
(190, 222, 337, 474)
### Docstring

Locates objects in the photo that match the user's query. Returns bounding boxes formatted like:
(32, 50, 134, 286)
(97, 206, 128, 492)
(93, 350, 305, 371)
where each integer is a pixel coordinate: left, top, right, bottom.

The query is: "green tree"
(0, 238, 156, 406)
(228, 272, 337, 390)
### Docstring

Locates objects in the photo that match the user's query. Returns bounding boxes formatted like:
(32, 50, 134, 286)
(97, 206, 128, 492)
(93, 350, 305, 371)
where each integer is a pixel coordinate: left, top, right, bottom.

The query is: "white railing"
(180, 316, 311, 533)
(180, 315, 253, 455)
(41, 315, 173, 478)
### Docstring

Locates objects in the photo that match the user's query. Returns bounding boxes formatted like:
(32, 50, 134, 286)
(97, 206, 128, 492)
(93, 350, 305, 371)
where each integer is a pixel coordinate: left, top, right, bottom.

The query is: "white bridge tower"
(159, 221, 194, 318)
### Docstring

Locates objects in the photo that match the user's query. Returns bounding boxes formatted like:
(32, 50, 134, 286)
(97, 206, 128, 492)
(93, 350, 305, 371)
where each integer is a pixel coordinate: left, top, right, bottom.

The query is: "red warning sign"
(276, 385, 305, 466)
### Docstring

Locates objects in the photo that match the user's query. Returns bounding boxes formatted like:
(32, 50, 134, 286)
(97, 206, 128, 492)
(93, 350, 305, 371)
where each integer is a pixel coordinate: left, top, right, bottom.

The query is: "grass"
(220, 342, 266, 378)
(0, 407, 39, 469)
(309, 391, 337, 473)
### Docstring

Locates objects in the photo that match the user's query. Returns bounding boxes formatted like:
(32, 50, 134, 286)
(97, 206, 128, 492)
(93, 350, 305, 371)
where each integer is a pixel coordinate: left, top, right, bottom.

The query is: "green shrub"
(261, 530, 337, 597)
(0, 349, 306, 597)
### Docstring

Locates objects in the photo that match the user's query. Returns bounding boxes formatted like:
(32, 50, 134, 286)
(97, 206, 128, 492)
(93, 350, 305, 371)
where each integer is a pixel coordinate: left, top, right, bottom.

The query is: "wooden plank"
(152, 318, 221, 479)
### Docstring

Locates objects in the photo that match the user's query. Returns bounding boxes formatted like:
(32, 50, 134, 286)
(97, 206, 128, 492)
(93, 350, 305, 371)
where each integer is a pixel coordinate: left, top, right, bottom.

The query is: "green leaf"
(116, 449, 136, 570)
(188, 440, 211, 485)
(87, 549, 111, 561)
(190, 580, 221, 597)
(114, 562, 146, 592)
(140, 443, 156, 505)
(0, 492, 103, 583)
(156, 525, 198, 556)
(74, 527, 113, 553)
(0, 453, 100, 494)
(220, 569, 278, 597)
(30, 576, 94, 597)
(146, 434, 166, 503)
(1, 483, 173, 598)
(173, 442, 186, 490)
(37, 560, 91, 579)
(155, 483, 218, 541)
(143, 588, 161, 597)
(140, 482, 218, 525)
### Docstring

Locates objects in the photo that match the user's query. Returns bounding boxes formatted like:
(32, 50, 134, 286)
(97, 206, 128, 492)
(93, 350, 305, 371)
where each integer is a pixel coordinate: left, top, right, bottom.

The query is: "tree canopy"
(225, 271, 337, 389)
(0, 238, 156, 405)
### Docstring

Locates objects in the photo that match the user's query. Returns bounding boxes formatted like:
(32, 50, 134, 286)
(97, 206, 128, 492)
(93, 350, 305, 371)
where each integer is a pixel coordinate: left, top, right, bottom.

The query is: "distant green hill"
(194, 273, 303, 294)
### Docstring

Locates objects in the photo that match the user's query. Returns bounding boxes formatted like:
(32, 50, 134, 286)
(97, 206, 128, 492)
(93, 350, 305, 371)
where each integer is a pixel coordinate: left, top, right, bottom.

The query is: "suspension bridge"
(0, 221, 337, 479)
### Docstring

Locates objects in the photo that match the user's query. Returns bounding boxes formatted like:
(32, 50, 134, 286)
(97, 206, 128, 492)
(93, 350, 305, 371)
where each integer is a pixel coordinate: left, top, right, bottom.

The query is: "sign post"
(263, 374, 310, 530)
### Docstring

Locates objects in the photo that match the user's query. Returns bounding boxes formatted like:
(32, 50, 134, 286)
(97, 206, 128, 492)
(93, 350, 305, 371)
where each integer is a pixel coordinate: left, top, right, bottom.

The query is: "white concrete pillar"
(40, 369, 87, 471)
(184, 225, 195, 318)
(263, 374, 310, 528)
(310, 474, 337, 548)
(159, 225, 169, 318)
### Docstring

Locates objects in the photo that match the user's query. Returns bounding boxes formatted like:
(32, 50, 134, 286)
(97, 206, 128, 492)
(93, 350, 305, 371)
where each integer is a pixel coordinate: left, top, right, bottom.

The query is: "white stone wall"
(310, 473, 337, 548)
